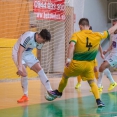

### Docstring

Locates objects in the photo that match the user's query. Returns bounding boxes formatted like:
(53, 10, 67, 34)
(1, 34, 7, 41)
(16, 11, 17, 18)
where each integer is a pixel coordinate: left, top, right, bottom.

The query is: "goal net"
(0, 0, 86, 79)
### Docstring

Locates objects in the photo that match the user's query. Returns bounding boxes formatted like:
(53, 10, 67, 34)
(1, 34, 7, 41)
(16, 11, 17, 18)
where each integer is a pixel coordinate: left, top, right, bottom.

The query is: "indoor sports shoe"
(47, 90, 62, 98)
(96, 99, 105, 107)
(108, 82, 117, 91)
(98, 85, 103, 92)
(90, 85, 103, 92)
(17, 95, 29, 103)
(75, 83, 81, 89)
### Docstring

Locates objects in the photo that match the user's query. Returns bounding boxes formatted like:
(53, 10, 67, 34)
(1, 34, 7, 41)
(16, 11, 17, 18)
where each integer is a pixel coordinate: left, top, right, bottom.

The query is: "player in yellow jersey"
(45, 18, 117, 107)
(75, 59, 99, 88)
(75, 26, 103, 90)
(75, 45, 104, 92)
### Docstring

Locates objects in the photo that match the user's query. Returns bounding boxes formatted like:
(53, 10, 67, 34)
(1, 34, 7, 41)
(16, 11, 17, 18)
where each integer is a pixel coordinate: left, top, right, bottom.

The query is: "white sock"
(97, 72, 104, 88)
(104, 68, 115, 84)
(38, 69, 52, 91)
(21, 77, 28, 96)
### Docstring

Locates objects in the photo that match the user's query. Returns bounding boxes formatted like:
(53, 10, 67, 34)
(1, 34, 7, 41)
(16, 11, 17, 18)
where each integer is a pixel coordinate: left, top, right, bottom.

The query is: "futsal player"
(12, 29, 53, 103)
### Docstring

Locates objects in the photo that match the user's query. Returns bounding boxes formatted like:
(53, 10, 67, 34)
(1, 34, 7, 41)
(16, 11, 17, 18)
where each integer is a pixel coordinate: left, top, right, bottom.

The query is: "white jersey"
(12, 31, 43, 54)
(111, 34, 117, 53)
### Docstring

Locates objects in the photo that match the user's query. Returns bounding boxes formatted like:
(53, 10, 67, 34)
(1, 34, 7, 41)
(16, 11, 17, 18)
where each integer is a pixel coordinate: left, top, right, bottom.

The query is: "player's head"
(79, 18, 90, 30)
(112, 18, 117, 34)
(36, 29, 51, 44)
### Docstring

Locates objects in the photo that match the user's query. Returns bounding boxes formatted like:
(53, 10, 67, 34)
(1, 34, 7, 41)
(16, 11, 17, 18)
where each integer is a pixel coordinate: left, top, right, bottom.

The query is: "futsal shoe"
(75, 83, 81, 89)
(17, 95, 29, 103)
(46, 90, 62, 101)
(98, 85, 103, 92)
(108, 82, 117, 91)
(96, 99, 105, 107)
(90, 85, 103, 92)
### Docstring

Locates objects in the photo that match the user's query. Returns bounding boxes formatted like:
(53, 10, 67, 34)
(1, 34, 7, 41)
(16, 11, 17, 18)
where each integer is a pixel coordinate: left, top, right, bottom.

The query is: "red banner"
(33, 0, 65, 21)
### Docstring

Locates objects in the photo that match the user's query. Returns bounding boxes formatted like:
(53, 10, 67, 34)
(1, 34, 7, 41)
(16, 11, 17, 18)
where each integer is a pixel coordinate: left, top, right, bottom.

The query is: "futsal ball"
(44, 92, 56, 101)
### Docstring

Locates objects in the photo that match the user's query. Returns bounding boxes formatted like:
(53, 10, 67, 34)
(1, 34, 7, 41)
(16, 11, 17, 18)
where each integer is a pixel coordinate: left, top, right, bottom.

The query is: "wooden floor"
(0, 75, 117, 117)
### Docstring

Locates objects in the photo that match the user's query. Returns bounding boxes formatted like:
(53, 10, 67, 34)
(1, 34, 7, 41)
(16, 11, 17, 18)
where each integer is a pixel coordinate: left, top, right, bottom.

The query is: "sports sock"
(97, 72, 104, 88)
(104, 68, 115, 84)
(21, 77, 28, 96)
(58, 76, 68, 92)
(38, 69, 52, 91)
(89, 81, 100, 99)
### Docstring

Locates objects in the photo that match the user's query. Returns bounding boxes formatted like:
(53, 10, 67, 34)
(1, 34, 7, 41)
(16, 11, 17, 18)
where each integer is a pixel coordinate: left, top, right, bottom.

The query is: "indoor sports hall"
(0, 0, 117, 117)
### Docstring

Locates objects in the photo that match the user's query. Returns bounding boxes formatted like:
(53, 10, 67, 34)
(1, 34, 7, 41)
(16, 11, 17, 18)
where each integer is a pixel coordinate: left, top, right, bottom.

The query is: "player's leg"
(12, 54, 28, 103)
(94, 66, 99, 80)
(90, 60, 99, 92)
(88, 80, 105, 107)
(99, 54, 117, 91)
(94, 61, 103, 92)
(46, 60, 81, 100)
(75, 76, 82, 89)
(104, 68, 117, 91)
(82, 60, 105, 107)
(94, 59, 99, 80)
(24, 53, 52, 91)
(97, 61, 109, 92)
(31, 62, 52, 91)
(46, 69, 71, 99)
(17, 65, 29, 103)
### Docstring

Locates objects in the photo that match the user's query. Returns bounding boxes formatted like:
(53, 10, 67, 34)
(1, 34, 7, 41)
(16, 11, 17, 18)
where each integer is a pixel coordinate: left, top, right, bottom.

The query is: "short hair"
(89, 26, 92, 30)
(39, 29, 51, 41)
(79, 18, 89, 26)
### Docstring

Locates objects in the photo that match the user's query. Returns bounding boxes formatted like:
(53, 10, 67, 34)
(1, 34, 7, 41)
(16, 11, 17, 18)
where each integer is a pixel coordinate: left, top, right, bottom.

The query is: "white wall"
(83, 0, 108, 31)
(74, 0, 85, 31)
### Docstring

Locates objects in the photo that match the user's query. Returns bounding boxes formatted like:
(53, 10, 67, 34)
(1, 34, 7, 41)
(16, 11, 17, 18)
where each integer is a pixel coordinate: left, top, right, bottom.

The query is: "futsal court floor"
(0, 74, 117, 117)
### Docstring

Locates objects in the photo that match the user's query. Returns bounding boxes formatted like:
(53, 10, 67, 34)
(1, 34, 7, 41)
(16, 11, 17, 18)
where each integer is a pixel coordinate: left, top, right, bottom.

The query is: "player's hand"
(101, 54, 105, 59)
(103, 50, 107, 55)
(17, 65, 23, 76)
(65, 61, 70, 67)
(65, 58, 71, 67)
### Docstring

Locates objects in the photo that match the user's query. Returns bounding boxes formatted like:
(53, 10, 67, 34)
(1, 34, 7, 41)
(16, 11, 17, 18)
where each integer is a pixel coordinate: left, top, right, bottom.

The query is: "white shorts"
(12, 52, 39, 68)
(105, 53, 117, 67)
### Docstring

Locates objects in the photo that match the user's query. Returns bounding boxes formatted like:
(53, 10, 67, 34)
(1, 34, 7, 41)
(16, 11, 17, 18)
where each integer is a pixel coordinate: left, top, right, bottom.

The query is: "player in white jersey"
(12, 29, 53, 103)
(97, 19, 117, 91)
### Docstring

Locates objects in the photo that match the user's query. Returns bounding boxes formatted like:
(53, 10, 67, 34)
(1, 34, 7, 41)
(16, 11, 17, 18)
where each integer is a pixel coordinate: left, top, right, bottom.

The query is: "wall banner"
(33, 0, 65, 21)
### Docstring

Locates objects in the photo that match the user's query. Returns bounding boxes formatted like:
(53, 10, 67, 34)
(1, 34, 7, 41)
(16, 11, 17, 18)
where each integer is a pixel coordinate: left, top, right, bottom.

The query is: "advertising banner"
(33, 0, 65, 21)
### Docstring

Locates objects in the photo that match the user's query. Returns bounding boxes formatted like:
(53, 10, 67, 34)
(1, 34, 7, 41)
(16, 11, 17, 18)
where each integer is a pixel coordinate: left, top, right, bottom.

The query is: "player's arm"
(108, 23, 117, 35)
(17, 45, 25, 76)
(99, 44, 105, 59)
(67, 42, 75, 59)
(66, 42, 75, 67)
(99, 23, 117, 40)
(17, 45, 25, 67)
(103, 44, 112, 55)
(36, 44, 43, 63)
(17, 35, 31, 75)
(66, 33, 77, 67)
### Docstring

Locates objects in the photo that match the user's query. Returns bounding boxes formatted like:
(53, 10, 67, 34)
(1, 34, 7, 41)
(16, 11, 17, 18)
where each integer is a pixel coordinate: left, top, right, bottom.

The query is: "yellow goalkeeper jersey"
(70, 30, 109, 61)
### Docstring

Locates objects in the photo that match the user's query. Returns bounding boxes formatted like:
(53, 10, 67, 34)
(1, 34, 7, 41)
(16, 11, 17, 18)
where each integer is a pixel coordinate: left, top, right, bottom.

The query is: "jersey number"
(86, 37, 92, 51)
